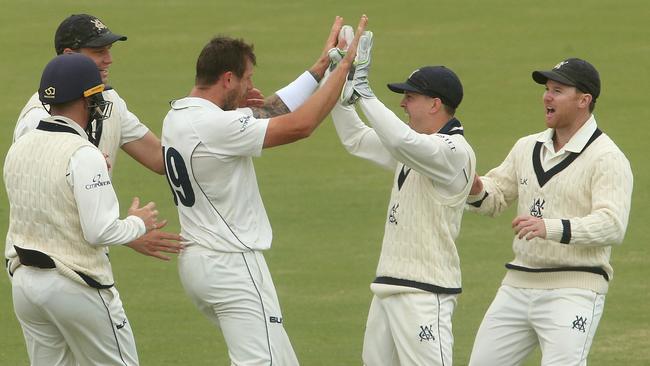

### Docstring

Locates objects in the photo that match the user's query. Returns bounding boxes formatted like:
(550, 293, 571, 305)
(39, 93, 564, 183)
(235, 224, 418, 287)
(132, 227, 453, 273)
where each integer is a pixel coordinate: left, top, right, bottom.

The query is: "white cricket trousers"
(178, 245, 299, 366)
(362, 292, 458, 366)
(12, 266, 139, 366)
(469, 285, 605, 366)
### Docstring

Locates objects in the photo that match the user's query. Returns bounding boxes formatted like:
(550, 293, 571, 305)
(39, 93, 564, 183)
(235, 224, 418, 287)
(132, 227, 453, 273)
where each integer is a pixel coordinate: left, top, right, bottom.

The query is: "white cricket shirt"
(14, 89, 149, 171)
(161, 97, 272, 252)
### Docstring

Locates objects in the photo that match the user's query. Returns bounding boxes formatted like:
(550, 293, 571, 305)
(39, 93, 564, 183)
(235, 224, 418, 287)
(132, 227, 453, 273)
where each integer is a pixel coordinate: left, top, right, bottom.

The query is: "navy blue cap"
(39, 53, 105, 104)
(55, 14, 127, 54)
(532, 58, 600, 99)
(387, 66, 464, 109)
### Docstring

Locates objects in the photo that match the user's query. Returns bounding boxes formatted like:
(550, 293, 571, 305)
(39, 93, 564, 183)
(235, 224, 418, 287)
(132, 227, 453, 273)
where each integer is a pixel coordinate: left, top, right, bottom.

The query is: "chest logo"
(529, 198, 545, 218)
(388, 203, 399, 225)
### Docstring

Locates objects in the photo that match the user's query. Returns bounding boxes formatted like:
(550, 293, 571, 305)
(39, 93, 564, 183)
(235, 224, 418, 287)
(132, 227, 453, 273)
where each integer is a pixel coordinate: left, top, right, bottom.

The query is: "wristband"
(275, 71, 319, 112)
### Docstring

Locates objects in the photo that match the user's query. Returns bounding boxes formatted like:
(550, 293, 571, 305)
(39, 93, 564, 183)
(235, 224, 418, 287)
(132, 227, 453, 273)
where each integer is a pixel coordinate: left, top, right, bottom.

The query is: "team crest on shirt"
(239, 116, 251, 132)
(529, 198, 545, 218)
(388, 203, 399, 225)
(418, 325, 435, 342)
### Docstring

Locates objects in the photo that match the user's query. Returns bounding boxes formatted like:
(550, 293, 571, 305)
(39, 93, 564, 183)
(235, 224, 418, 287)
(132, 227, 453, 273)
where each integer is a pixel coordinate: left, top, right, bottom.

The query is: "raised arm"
(263, 15, 368, 148)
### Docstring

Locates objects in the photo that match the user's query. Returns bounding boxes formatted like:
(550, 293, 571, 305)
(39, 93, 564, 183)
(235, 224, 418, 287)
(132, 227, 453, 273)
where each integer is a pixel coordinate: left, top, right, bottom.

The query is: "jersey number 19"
(163, 146, 195, 207)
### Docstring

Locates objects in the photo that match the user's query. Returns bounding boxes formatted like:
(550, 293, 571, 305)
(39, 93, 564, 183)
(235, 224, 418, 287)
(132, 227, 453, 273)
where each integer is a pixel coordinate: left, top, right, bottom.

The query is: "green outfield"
(1, 0, 648, 364)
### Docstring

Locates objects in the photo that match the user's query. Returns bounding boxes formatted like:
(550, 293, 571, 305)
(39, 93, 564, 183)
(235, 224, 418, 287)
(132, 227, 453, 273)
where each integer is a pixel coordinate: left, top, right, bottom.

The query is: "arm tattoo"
(250, 94, 290, 118)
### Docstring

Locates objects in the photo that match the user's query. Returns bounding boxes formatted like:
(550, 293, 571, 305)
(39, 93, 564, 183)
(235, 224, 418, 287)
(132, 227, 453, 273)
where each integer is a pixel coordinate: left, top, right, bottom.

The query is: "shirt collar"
(40, 116, 89, 139)
(170, 96, 222, 111)
(437, 117, 464, 136)
(535, 115, 598, 153)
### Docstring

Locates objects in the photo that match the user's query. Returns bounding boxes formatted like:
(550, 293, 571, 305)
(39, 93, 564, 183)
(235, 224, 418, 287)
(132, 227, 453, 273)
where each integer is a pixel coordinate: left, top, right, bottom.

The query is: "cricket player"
(4, 53, 159, 366)
(466, 58, 633, 365)
(161, 16, 368, 365)
(10, 13, 181, 263)
(329, 30, 476, 365)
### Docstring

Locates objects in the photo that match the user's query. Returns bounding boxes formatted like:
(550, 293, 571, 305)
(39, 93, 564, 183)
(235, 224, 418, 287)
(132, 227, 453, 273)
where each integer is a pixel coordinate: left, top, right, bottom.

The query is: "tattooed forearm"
(250, 94, 290, 118)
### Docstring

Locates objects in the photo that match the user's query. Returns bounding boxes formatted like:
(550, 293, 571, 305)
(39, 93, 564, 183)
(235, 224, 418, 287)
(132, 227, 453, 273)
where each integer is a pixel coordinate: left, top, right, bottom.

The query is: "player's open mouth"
(546, 106, 555, 117)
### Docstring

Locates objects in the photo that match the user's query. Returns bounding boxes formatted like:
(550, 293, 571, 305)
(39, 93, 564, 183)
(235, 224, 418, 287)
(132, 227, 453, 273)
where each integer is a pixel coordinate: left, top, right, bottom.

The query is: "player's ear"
(430, 97, 442, 114)
(578, 92, 592, 110)
(62, 48, 77, 55)
(221, 71, 234, 87)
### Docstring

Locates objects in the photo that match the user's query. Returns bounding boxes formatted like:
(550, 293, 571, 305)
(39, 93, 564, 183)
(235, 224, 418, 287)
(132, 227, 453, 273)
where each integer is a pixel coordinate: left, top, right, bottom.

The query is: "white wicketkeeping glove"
(340, 30, 374, 106)
(328, 25, 354, 71)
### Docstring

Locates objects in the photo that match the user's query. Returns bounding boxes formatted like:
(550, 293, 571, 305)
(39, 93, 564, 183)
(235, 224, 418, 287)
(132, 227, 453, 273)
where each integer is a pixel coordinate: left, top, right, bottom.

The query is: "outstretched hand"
(128, 196, 159, 232)
(309, 16, 345, 81)
(126, 220, 183, 261)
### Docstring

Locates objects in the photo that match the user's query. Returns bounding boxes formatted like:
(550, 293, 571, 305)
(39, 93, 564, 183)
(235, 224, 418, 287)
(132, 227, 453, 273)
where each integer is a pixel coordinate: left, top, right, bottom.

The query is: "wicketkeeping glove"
(328, 25, 354, 71)
(340, 30, 374, 106)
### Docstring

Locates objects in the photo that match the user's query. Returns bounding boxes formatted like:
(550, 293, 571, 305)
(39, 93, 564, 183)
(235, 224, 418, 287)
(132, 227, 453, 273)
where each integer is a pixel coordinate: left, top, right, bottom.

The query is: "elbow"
(154, 166, 165, 175)
(296, 124, 315, 140)
(611, 225, 627, 246)
(84, 232, 103, 246)
(291, 119, 317, 141)
(153, 156, 166, 175)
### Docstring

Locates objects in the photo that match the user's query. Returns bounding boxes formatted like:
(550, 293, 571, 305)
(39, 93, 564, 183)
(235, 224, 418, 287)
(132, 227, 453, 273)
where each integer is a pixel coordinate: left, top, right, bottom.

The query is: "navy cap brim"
(387, 82, 423, 95)
(532, 70, 575, 87)
(84, 33, 127, 48)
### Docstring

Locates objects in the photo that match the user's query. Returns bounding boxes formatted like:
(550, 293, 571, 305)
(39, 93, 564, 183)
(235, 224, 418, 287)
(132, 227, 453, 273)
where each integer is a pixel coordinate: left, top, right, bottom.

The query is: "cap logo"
(43, 87, 56, 99)
(553, 61, 569, 70)
(90, 18, 107, 31)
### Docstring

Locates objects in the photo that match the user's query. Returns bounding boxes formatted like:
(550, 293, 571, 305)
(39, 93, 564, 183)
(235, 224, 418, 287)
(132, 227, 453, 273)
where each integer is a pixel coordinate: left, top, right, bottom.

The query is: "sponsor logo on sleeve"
(85, 173, 112, 190)
(434, 134, 457, 151)
(239, 116, 251, 132)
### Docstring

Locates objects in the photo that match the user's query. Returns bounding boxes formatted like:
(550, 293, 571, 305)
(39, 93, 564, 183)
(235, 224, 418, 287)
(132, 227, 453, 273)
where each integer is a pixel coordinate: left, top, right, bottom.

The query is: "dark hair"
(442, 103, 456, 116)
(195, 36, 256, 87)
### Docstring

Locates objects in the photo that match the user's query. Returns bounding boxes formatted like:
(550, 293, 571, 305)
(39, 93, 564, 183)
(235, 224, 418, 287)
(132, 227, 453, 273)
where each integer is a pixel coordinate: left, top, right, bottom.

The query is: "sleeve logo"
(239, 116, 251, 132)
(85, 173, 112, 190)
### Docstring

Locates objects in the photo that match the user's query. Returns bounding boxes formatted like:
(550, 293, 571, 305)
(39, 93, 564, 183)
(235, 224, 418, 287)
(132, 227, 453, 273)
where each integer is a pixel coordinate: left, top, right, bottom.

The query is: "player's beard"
(222, 89, 240, 111)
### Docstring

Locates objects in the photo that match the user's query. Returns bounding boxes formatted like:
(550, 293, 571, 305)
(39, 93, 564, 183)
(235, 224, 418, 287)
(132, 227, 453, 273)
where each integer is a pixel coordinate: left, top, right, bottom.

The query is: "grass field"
(1, 0, 649, 365)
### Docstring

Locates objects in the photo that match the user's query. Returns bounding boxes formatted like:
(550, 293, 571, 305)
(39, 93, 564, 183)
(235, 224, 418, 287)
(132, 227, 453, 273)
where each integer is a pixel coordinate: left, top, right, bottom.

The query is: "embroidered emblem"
(91, 18, 107, 31)
(418, 325, 435, 342)
(571, 316, 587, 333)
(554, 60, 569, 70)
(519, 178, 528, 185)
(43, 86, 56, 99)
(529, 198, 545, 218)
(388, 203, 399, 225)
